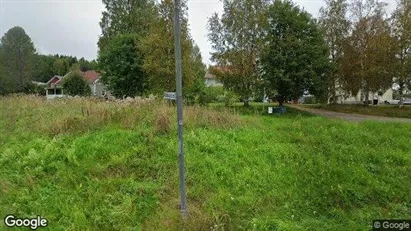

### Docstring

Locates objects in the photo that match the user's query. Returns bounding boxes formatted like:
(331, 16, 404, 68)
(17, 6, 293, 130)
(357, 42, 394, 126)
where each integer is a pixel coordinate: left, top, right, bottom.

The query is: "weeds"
(0, 95, 410, 230)
(0, 95, 242, 138)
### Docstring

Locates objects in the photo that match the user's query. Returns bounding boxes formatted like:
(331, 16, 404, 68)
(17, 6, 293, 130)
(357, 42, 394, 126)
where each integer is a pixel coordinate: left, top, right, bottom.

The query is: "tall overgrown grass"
(0, 95, 410, 230)
(0, 95, 241, 138)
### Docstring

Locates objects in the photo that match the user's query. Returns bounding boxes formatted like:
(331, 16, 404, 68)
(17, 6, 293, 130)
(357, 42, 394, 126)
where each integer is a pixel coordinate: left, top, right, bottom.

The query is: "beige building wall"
(334, 88, 393, 104)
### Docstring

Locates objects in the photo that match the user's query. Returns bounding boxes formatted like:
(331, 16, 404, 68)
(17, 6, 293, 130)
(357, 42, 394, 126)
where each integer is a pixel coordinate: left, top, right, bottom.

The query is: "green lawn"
(1, 96, 410, 230)
(305, 104, 411, 119)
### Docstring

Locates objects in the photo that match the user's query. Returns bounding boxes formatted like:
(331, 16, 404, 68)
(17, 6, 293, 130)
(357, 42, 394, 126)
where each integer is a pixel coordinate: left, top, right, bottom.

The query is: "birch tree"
(340, 0, 395, 105)
(140, 0, 196, 95)
(391, 0, 411, 105)
(319, 0, 350, 103)
(207, 0, 270, 106)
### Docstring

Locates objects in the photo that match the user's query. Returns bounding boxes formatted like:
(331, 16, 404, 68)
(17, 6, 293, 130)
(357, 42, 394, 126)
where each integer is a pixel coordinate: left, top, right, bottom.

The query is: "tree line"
(320, 0, 411, 105)
(1, 0, 411, 106)
(97, 0, 206, 100)
(208, 0, 411, 106)
(0, 26, 97, 95)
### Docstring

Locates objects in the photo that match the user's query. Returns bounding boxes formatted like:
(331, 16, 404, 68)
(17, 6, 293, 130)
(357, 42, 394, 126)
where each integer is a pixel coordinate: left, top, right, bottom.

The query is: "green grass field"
(305, 104, 411, 119)
(1, 95, 410, 230)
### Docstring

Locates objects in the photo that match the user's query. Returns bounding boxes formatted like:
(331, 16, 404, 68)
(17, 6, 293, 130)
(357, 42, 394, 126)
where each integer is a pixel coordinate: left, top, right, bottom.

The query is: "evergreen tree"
(0, 26, 36, 92)
(391, 0, 411, 105)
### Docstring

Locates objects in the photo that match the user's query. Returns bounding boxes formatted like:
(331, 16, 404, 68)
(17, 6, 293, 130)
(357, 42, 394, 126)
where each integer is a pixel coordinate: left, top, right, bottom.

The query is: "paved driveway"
(288, 105, 411, 123)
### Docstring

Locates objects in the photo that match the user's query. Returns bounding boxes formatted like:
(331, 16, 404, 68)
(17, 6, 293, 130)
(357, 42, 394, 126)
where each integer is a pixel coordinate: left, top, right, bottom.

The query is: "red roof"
(46, 71, 101, 88)
(55, 79, 63, 85)
(209, 65, 237, 76)
(47, 76, 63, 88)
(83, 70, 100, 84)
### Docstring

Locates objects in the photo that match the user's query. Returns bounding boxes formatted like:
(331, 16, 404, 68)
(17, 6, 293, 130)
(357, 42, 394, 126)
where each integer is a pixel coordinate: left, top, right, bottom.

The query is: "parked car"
(384, 98, 411, 105)
(384, 99, 400, 104)
(403, 98, 411, 105)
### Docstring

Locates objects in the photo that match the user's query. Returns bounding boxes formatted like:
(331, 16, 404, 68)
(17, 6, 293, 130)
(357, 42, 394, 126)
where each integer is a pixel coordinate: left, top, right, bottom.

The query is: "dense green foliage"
(261, 0, 331, 105)
(198, 86, 239, 106)
(52, 58, 70, 76)
(0, 46, 8, 94)
(0, 26, 36, 93)
(184, 45, 207, 105)
(31, 55, 58, 83)
(98, 34, 146, 98)
(140, 0, 197, 95)
(98, 0, 156, 51)
(207, 0, 331, 106)
(207, 0, 270, 106)
(62, 71, 91, 96)
(98, 0, 206, 99)
(318, 0, 350, 103)
(0, 27, 98, 94)
(0, 95, 410, 230)
(29, 54, 98, 83)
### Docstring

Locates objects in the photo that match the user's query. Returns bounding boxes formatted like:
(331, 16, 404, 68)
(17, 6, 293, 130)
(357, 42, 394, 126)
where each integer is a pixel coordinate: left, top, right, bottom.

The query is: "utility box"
(268, 106, 286, 115)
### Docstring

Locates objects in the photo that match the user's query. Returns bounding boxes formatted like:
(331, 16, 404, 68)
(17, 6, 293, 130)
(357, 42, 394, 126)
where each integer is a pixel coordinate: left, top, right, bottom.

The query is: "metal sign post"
(173, 0, 188, 216)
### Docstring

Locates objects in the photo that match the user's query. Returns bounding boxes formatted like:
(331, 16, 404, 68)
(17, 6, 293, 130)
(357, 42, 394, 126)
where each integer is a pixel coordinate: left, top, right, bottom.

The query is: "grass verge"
(0, 95, 410, 230)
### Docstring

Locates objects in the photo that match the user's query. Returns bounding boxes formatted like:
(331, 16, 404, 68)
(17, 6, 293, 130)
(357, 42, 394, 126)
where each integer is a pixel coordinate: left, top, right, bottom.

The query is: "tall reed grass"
(0, 95, 242, 137)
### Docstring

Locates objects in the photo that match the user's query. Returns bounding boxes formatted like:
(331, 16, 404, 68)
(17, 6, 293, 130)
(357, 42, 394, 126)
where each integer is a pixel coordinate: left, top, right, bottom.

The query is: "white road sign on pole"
(164, 92, 176, 100)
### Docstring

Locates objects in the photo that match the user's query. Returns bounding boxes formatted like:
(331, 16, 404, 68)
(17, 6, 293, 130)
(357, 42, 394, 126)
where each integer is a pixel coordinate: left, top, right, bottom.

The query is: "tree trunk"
(364, 90, 370, 106)
(292, 98, 299, 104)
(278, 98, 284, 106)
(332, 80, 338, 104)
(243, 98, 249, 107)
(399, 82, 404, 108)
(18, 50, 24, 92)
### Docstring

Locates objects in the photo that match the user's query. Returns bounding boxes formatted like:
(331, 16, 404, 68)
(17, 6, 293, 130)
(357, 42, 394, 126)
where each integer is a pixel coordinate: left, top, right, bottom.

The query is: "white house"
(46, 75, 65, 99)
(331, 88, 393, 105)
(45, 71, 109, 99)
(204, 69, 223, 87)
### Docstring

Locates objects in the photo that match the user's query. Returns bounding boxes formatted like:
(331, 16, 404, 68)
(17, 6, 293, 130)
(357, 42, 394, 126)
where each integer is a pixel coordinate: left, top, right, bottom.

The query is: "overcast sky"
(0, 0, 396, 65)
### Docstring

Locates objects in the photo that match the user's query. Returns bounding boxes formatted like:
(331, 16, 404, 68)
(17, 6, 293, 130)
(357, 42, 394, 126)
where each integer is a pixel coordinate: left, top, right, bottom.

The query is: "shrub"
(62, 71, 91, 96)
(22, 82, 38, 94)
(184, 92, 196, 106)
(223, 90, 238, 107)
(198, 86, 239, 106)
(203, 86, 225, 103)
(98, 34, 145, 98)
(303, 96, 316, 104)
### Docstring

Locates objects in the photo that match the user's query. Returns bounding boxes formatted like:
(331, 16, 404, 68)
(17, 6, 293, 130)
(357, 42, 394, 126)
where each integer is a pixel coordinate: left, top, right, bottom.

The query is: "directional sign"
(164, 92, 176, 100)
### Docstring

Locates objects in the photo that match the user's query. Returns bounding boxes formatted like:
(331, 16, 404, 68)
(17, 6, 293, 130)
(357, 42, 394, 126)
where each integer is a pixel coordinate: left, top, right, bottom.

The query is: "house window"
(55, 89, 62, 95)
(47, 89, 54, 95)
